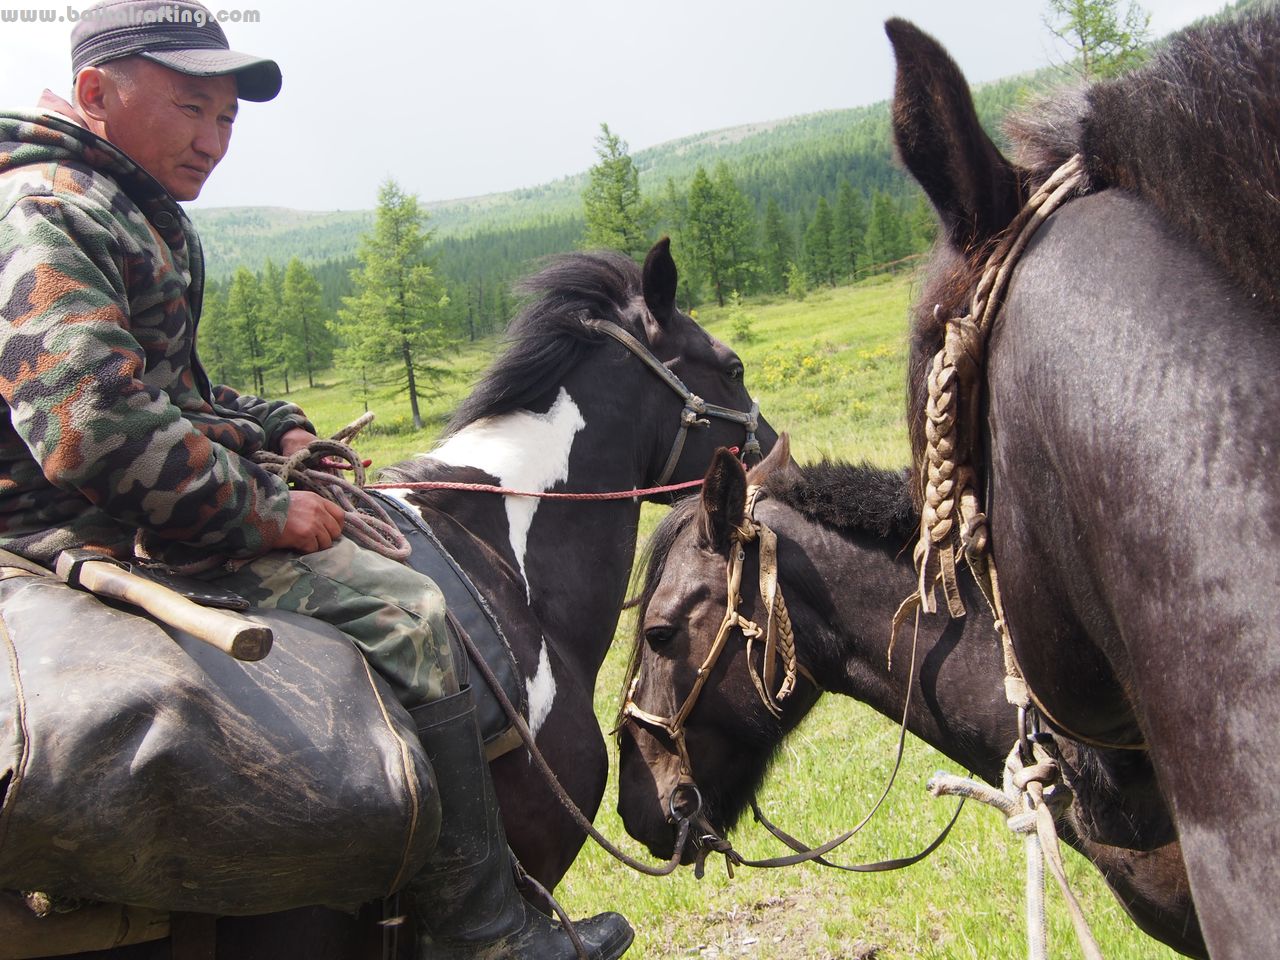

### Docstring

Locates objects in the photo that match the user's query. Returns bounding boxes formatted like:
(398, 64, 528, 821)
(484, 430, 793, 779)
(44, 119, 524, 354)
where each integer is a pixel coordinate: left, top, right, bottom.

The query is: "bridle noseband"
(582, 318, 763, 484)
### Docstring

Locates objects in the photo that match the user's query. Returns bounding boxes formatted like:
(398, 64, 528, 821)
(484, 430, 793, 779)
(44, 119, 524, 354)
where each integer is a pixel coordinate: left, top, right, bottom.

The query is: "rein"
(621, 487, 965, 877)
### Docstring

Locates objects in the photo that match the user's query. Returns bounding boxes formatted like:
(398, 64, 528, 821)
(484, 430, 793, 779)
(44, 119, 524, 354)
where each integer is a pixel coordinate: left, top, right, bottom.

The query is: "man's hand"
(275, 491, 345, 554)
(279, 428, 320, 458)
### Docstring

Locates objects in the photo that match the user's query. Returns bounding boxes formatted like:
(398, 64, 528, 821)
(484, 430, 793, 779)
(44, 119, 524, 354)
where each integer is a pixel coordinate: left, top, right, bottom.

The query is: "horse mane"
(762, 460, 918, 544)
(1008, 7, 1280, 312)
(907, 7, 1280, 488)
(380, 250, 639, 485)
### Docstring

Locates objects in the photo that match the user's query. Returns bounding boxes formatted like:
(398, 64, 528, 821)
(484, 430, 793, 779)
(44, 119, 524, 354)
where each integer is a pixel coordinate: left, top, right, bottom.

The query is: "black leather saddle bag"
(0, 575, 440, 916)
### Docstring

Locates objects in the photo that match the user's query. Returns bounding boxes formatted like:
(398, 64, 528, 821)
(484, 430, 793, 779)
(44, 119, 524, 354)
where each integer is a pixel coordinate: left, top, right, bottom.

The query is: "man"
(0, 2, 633, 957)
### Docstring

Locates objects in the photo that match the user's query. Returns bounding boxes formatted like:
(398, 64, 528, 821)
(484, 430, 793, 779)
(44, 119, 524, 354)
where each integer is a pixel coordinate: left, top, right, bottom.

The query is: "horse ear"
(698, 448, 748, 554)
(747, 433, 794, 486)
(642, 237, 678, 331)
(885, 18, 1024, 252)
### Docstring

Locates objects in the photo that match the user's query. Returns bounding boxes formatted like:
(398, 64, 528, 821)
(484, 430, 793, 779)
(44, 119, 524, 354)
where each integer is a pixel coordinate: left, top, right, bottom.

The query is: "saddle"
(371, 490, 527, 760)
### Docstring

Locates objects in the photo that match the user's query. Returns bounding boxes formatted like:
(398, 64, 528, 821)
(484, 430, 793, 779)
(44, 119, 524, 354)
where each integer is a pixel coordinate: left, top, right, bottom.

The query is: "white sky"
(1, 0, 1231, 211)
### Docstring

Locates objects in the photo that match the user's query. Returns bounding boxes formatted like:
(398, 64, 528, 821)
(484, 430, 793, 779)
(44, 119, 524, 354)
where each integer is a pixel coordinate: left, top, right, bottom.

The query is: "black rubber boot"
(406, 686, 634, 960)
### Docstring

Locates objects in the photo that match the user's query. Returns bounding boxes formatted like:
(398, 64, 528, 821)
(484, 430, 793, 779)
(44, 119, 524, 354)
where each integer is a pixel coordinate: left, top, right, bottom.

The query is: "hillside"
(191, 67, 1057, 282)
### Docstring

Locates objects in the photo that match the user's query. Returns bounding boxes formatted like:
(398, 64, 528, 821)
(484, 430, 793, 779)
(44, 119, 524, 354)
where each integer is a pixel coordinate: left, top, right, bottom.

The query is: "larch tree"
(197, 281, 241, 387)
(582, 123, 648, 258)
(281, 258, 333, 390)
(803, 197, 835, 287)
(762, 197, 793, 294)
(831, 179, 868, 282)
(338, 179, 451, 431)
(1045, 0, 1150, 79)
(226, 267, 268, 396)
(863, 191, 911, 274)
(258, 259, 287, 392)
(685, 162, 756, 307)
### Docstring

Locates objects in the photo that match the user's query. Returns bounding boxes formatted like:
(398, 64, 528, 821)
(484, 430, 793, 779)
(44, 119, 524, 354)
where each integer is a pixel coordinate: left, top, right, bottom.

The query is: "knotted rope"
(929, 738, 1104, 960)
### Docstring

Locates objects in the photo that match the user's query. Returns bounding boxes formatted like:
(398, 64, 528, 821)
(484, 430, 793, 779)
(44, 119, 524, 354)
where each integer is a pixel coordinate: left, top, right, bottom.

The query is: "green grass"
(257, 274, 1180, 959)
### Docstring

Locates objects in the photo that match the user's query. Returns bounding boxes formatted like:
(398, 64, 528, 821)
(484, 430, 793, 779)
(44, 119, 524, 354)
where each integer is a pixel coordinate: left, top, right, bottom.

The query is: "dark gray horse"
(617, 443, 1203, 957)
(889, 11, 1280, 957)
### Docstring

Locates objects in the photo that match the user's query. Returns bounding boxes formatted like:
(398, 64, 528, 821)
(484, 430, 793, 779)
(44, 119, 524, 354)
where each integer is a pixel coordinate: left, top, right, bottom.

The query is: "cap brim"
(138, 48, 281, 101)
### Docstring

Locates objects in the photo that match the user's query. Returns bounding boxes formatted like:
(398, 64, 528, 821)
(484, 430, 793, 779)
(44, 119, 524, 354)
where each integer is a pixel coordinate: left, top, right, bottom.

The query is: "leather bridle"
(622, 485, 810, 789)
(582, 319, 762, 484)
(620, 486, 966, 877)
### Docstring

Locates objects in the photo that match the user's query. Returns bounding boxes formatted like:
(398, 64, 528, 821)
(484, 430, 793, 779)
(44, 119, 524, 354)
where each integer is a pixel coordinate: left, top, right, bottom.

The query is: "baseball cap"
(70, 0, 281, 102)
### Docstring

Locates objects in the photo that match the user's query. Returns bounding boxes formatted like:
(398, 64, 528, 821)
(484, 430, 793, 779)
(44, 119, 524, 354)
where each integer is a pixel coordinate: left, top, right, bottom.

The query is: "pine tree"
(1045, 0, 1150, 79)
(226, 267, 268, 396)
(337, 179, 452, 431)
(832, 179, 868, 282)
(863, 191, 911, 274)
(802, 197, 835, 286)
(258, 259, 287, 392)
(582, 123, 648, 258)
(685, 163, 757, 307)
(281, 258, 333, 389)
(762, 198, 793, 294)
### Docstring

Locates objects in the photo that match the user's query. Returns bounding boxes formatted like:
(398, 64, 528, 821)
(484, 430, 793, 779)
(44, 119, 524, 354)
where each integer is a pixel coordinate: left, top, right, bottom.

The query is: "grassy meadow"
(280, 274, 1180, 959)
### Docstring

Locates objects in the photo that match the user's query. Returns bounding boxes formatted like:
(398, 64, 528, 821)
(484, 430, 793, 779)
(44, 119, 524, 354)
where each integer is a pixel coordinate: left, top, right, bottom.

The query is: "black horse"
(888, 12, 1279, 958)
(44, 239, 775, 960)
(617, 442, 1204, 957)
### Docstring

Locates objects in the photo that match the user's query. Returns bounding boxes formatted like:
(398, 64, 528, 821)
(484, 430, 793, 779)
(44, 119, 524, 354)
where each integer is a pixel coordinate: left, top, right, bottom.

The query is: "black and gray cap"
(71, 0, 281, 102)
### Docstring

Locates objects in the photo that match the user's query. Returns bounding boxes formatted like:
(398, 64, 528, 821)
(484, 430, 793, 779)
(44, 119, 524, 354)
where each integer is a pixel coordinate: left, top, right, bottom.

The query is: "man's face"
(90, 59, 238, 201)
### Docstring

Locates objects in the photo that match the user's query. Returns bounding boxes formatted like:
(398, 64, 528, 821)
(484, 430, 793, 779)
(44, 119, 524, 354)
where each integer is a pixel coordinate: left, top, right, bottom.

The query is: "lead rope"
(910, 154, 1107, 960)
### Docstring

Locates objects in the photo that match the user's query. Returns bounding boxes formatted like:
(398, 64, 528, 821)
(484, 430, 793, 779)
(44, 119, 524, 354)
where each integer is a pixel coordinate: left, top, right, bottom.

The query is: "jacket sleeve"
(0, 192, 291, 556)
(210, 383, 316, 451)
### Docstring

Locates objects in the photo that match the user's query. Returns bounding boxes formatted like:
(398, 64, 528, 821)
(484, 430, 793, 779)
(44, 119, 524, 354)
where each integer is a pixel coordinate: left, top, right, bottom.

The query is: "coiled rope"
(252, 413, 412, 562)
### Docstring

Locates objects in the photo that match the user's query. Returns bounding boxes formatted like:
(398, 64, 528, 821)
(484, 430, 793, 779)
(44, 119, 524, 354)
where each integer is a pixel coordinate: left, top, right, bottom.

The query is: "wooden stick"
(55, 552, 272, 662)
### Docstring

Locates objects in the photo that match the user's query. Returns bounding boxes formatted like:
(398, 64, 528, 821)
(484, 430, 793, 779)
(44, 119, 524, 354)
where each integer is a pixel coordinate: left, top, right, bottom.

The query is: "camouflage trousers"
(206, 538, 459, 708)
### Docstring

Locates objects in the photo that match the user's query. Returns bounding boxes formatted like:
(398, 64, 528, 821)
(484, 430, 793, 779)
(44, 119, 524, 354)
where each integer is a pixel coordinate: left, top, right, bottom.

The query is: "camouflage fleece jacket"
(0, 96, 312, 566)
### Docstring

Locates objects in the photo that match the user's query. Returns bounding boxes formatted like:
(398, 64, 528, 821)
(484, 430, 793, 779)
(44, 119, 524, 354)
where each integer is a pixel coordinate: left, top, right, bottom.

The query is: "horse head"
(617, 437, 819, 861)
(626, 237, 778, 487)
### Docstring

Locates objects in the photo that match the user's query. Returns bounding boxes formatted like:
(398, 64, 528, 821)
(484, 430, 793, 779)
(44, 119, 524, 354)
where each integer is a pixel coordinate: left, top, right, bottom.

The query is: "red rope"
(366, 477, 704, 501)
(366, 446, 738, 502)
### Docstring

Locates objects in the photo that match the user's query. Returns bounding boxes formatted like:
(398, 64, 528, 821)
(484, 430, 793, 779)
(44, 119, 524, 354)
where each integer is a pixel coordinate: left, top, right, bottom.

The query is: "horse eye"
(645, 625, 675, 648)
(725, 364, 743, 382)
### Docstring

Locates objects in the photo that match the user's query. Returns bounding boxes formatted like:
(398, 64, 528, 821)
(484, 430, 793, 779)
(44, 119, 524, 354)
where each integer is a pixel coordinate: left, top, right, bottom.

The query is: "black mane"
(763, 460, 917, 544)
(1008, 7, 1280, 309)
(381, 250, 640, 484)
(452, 250, 642, 428)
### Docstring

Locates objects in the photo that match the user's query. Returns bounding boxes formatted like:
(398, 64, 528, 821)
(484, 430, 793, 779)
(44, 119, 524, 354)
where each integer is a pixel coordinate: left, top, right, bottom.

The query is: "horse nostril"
(667, 781, 703, 822)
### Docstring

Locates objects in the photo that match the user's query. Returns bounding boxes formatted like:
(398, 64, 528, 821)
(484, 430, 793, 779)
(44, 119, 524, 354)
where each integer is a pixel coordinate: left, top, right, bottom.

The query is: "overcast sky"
(2, 0, 1231, 211)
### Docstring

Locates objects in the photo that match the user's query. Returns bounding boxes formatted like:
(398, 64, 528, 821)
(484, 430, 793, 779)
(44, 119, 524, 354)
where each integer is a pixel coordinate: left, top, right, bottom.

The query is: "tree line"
(583, 124, 936, 307)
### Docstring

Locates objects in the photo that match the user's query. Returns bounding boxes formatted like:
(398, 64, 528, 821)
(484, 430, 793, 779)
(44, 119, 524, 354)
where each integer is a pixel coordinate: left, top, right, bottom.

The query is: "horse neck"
(411, 377, 662, 680)
(764, 501, 1012, 785)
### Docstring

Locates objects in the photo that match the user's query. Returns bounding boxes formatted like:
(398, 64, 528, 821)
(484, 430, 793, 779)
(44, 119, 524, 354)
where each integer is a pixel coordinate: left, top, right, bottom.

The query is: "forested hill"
(191, 67, 1044, 284)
